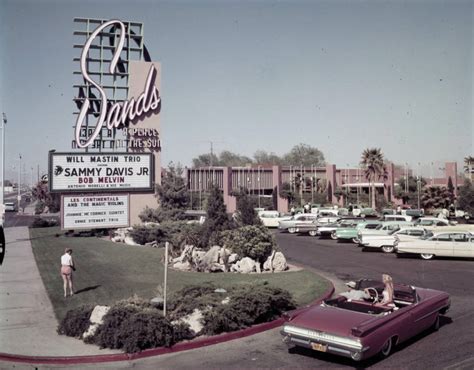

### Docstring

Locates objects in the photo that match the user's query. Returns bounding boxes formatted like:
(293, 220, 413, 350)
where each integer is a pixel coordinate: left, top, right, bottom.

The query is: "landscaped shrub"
(57, 305, 94, 338)
(219, 225, 275, 263)
(168, 283, 222, 318)
(201, 284, 296, 335)
(31, 217, 58, 228)
(91, 305, 141, 349)
(117, 311, 175, 353)
(34, 200, 45, 215)
(128, 221, 202, 256)
(84, 297, 192, 353)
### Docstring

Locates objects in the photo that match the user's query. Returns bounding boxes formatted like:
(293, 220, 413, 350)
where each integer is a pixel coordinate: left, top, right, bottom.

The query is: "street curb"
(0, 284, 335, 365)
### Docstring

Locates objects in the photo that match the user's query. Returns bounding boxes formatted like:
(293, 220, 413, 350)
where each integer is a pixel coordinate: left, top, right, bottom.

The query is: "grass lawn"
(31, 227, 330, 322)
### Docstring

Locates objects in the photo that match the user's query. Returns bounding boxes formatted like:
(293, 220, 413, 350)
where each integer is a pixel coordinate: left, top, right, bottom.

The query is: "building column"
(222, 167, 236, 213)
(272, 165, 288, 213)
(326, 164, 336, 205)
(385, 162, 395, 202)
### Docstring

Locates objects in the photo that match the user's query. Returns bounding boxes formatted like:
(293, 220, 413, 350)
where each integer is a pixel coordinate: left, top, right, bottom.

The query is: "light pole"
(17, 155, 22, 213)
(1, 113, 6, 208)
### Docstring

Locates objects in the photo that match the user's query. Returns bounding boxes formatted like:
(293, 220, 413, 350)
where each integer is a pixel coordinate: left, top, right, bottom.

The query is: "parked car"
(295, 216, 340, 236)
(318, 218, 366, 239)
(4, 202, 16, 212)
(384, 214, 413, 222)
(258, 210, 291, 228)
(281, 278, 450, 362)
(360, 227, 429, 253)
(278, 213, 319, 233)
(335, 221, 382, 243)
(414, 217, 456, 228)
(396, 231, 474, 260)
(357, 221, 415, 240)
(350, 205, 378, 218)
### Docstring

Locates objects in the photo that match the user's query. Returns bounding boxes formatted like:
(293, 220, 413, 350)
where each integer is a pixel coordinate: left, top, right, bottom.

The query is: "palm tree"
(464, 156, 474, 177)
(360, 148, 387, 209)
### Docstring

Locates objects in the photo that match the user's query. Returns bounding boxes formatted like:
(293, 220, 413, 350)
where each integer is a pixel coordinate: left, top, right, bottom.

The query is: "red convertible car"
(281, 279, 450, 361)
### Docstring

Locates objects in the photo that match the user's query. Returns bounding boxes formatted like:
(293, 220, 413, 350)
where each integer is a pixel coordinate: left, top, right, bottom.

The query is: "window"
(395, 230, 408, 235)
(436, 221, 447, 226)
(435, 234, 451, 242)
(452, 234, 468, 242)
(408, 230, 424, 236)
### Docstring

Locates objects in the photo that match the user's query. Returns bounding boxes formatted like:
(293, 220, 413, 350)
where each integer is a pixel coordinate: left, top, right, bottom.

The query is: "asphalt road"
(5, 224, 472, 369)
(78, 231, 474, 370)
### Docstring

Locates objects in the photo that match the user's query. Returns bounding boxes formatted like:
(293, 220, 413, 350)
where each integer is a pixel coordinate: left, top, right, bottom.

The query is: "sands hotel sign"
(50, 18, 162, 229)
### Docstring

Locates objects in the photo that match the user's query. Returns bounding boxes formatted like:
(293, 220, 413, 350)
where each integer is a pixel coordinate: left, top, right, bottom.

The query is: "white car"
(258, 211, 290, 228)
(278, 213, 319, 233)
(357, 221, 414, 240)
(384, 214, 413, 222)
(414, 217, 455, 227)
(4, 202, 16, 212)
(396, 231, 474, 260)
(360, 227, 429, 253)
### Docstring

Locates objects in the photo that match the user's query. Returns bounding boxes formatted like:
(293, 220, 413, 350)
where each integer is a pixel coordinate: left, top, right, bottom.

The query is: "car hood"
(288, 304, 373, 337)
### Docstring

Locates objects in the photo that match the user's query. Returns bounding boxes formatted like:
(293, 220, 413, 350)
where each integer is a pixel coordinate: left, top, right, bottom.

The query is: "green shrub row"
(58, 283, 295, 353)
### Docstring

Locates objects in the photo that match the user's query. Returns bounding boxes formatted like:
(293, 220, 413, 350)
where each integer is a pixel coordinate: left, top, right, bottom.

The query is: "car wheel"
(380, 337, 393, 358)
(420, 253, 434, 260)
(432, 314, 440, 331)
(288, 227, 296, 234)
(351, 237, 359, 244)
(330, 232, 338, 240)
(382, 245, 394, 253)
(309, 230, 317, 237)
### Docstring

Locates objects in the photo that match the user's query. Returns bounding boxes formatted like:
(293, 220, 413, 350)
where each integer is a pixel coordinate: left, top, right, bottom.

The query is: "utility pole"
(17, 154, 22, 213)
(1, 113, 6, 209)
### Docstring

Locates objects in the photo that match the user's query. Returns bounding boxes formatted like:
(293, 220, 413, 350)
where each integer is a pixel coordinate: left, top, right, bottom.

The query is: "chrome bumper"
(280, 329, 369, 361)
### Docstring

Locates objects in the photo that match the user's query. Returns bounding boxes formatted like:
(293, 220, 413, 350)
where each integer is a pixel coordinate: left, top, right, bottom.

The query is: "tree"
(457, 179, 474, 215)
(199, 184, 232, 248)
(234, 189, 261, 226)
(192, 153, 219, 167)
(32, 182, 60, 213)
(360, 148, 387, 209)
(421, 186, 455, 210)
(463, 156, 474, 173)
(282, 144, 325, 166)
(140, 163, 189, 222)
(253, 150, 282, 166)
(394, 176, 427, 207)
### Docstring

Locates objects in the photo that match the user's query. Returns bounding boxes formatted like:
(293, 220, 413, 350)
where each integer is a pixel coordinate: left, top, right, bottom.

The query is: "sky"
(0, 0, 473, 185)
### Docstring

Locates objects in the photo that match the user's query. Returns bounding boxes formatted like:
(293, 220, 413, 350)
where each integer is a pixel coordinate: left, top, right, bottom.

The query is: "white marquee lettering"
(75, 20, 161, 149)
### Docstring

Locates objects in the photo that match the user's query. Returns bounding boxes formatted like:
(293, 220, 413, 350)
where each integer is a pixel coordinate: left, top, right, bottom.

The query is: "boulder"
(145, 241, 158, 248)
(263, 251, 276, 271)
(272, 251, 288, 272)
(173, 309, 204, 335)
(83, 305, 110, 339)
(124, 236, 139, 246)
(198, 246, 221, 272)
(233, 257, 257, 274)
(191, 250, 206, 265)
(173, 261, 192, 271)
(228, 253, 239, 265)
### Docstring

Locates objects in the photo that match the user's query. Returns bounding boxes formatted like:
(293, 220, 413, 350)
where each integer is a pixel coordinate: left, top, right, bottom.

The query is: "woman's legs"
(62, 274, 68, 297)
(67, 274, 74, 295)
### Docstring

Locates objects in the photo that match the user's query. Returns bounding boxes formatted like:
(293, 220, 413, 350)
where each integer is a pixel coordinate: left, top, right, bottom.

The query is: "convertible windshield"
(375, 224, 384, 230)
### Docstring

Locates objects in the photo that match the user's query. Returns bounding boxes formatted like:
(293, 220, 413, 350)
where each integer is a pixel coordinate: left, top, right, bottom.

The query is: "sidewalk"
(0, 226, 119, 357)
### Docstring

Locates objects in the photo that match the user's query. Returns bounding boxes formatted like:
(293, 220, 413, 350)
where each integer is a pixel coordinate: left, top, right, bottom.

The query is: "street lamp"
(18, 154, 22, 213)
(1, 113, 6, 209)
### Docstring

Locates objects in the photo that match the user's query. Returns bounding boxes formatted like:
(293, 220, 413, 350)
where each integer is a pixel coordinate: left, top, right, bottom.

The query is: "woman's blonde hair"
(382, 274, 393, 284)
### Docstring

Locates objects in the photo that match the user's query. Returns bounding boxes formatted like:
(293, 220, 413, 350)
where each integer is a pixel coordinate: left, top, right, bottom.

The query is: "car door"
(451, 233, 471, 258)
(0, 226, 5, 266)
(433, 233, 453, 257)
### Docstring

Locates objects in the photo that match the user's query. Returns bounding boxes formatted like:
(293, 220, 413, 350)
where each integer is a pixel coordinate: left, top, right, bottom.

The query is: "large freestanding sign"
(62, 194, 129, 230)
(49, 152, 154, 193)
(52, 18, 162, 229)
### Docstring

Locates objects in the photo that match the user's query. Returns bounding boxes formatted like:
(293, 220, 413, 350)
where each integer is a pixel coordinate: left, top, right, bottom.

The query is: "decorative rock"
(198, 246, 221, 272)
(150, 297, 164, 309)
(272, 251, 288, 272)
(145, 241, 158, 248)
(173, 261, 192, 271)
(124, 236, 139, 246)
(221, 297, 230, 305)
(83, 305, 110, 339)
(177, 309, 204, 335)
(214, 288, 227, 293)
(144, 222, 160, 227)
(235, 257, 257, 274)
(263, 251, 276, 271)
(228, 253, 239, 265)
(192, 250, 206, 265)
